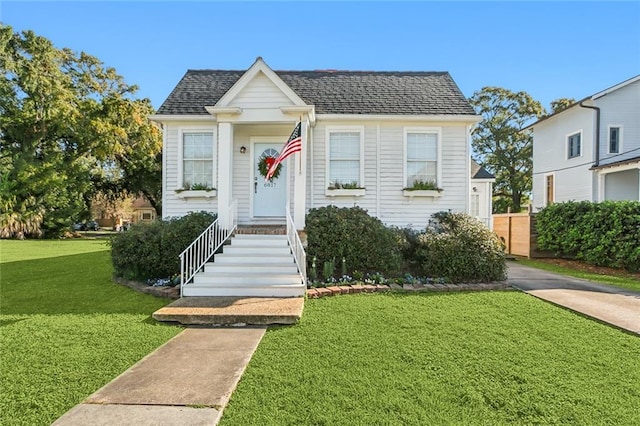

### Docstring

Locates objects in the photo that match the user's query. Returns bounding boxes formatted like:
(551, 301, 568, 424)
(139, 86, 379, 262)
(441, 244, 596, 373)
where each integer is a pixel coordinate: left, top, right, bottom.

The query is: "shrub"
(306, 206, 402, 278)
(109, 211, 217, 280)
(415, 212, 507, 283)
(537, 201, 640, 271)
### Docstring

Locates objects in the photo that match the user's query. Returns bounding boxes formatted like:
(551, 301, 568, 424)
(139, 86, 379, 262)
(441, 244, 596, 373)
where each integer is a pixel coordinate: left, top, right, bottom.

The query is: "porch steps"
(181, 233, 305, 298)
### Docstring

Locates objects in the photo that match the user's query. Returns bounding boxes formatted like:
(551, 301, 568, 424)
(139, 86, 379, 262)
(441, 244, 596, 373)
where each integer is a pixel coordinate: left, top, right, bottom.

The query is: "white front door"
(253, 143, 287, 217)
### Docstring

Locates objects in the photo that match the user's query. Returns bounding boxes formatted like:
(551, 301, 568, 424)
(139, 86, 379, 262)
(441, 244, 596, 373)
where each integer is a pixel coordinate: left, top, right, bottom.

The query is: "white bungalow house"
(150, 57, 482, 297)
(530, 75, 640, 209)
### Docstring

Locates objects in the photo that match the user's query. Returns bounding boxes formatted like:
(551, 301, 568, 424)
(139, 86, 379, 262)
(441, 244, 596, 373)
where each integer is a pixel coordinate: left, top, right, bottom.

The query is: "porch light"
(240, 146, 247, 154)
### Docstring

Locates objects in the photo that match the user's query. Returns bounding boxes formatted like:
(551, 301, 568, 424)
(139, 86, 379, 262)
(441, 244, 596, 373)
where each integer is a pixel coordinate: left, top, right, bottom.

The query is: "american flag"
(265, 122, 302, 181)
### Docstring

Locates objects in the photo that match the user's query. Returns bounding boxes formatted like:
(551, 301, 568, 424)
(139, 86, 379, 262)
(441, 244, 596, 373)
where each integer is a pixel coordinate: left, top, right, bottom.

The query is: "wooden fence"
(492, 207, 548, 258)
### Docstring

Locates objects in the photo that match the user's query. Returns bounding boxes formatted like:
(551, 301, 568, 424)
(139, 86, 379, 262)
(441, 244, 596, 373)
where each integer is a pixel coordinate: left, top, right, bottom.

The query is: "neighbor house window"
(182, 131, 214, 188)
(567, 132, 581, 159)
(470, 194, 480, 217)
(405, 129, 440, 188)
(609, 126, 621, 154)
(327, 128, 363, 187)
(142, 212, 152, 221)
(545, 174, 554, 206)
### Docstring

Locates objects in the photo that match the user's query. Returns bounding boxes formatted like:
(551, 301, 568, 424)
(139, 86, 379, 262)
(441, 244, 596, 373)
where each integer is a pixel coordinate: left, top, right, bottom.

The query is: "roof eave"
(316, 113, 481, 123)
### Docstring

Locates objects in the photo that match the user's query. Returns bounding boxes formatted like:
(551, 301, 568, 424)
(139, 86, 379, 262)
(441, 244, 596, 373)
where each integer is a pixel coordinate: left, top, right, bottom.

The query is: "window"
(470, 194, 480, 217)
(405, 129, 440, 188)
(182, 132, 214, 188)
(567, 132, 581, 159)
(545, 174, 554, 206)
(327, 129, 362, 187)
(609, 126, 621, 154)
(142, 212, 152, 221)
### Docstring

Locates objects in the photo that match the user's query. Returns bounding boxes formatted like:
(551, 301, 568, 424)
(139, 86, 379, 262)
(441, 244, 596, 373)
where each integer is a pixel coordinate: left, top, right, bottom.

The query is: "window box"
(325, 188, 366, 197)
(175, 190, 217, 199)
(403, 189, 443, 198)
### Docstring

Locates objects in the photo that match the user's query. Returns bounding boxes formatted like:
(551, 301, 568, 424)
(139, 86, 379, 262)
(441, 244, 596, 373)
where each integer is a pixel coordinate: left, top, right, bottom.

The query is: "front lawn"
(0, 240, 182, 426)
(221, 292, 640, 425)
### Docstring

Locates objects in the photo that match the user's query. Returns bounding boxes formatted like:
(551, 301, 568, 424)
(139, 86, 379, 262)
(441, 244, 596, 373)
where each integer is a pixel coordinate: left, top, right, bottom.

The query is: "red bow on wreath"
(265, 157, 275, 170)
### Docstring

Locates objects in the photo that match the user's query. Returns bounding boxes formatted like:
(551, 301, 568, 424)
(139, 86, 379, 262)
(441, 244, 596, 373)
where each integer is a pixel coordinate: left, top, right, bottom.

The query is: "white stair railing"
(179, 200, 237, 294)
(286, 207, 307, 287)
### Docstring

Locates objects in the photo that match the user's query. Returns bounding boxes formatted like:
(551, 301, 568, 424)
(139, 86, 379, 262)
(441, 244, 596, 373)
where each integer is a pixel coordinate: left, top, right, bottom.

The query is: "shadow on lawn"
(1, 251, 171, 316)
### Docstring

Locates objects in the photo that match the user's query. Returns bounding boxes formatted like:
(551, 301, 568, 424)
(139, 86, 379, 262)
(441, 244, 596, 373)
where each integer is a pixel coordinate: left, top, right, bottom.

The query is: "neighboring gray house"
(150, 58, 482, 297)
(529, 75, 640, 209)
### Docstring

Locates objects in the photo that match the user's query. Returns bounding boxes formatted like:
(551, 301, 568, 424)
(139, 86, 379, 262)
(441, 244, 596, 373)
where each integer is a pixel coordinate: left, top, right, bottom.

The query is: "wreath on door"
(258, 151, 282, 180)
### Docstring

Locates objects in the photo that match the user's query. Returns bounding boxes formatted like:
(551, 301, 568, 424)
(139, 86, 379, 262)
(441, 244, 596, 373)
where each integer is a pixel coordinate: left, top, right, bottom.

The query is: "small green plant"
(175, 183, 216, 192)
(404, 179, 442, 191)
(323, 259, 335, 281)
(352, 270, 364, 282)
(328, 181, 363, 190)
(309, 257, 318, 282)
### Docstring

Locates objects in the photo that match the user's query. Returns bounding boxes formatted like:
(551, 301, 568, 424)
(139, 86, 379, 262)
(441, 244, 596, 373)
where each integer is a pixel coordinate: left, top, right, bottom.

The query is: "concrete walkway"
(507, 262, 640, 334)
(53, 327, 266, 426)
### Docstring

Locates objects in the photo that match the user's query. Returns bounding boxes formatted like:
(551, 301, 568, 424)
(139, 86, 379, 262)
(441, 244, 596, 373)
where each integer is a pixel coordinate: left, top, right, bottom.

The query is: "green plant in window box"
(403, 180, 443, 192)
(328, 181, 365, 190)
(175, 183, 216, 193)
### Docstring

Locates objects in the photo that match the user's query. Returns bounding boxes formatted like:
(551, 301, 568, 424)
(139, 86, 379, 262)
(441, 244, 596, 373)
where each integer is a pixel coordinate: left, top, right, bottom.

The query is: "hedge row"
(306, 207, 506, 283)
(536, 201, 640, 271)
(108, 211, 217, 280)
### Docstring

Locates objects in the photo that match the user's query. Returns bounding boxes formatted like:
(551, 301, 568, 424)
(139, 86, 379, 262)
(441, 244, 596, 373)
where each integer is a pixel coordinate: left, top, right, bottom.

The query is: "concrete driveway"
(507, 262, 640, 335)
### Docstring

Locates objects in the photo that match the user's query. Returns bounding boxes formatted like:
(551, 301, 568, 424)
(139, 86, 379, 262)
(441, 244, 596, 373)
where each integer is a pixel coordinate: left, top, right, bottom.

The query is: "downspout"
(579, 100, 600, 167)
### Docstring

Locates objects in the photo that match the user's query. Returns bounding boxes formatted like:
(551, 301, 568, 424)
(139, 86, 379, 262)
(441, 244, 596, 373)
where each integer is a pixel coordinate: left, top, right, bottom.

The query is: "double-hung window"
(609, 126, 621, 154)
(405, 129, 440, 188)
(567, 132, 581, 159)
(181, 131, 215, 189)
(327, 128, 363, 187)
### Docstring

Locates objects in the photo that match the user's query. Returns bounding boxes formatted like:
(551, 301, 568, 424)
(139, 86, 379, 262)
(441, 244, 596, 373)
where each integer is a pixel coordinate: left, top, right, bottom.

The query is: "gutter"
(579, 100, 600, 167)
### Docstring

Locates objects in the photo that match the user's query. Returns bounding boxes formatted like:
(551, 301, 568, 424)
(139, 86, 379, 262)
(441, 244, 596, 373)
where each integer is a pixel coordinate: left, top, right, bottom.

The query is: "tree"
(0, 25, 162, 238)
(469, 87, 545, 213)
(550, 98, 576, 114)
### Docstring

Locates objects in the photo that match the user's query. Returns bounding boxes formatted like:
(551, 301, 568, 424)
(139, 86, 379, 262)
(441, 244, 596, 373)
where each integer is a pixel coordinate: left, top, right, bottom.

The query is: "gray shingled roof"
(471, 159, 495, 179)
(156, 70, 476, 116)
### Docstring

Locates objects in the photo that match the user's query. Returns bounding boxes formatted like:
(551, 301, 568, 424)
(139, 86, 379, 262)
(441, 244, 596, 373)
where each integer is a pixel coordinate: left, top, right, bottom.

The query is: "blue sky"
(2, 1, 639, 111)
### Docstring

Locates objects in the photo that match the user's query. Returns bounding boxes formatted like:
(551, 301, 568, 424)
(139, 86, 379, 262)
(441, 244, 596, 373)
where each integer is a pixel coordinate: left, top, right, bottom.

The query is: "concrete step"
(182, 284, 306, 298)
(231, 235, 289, 247)
(204, 263, 299, 274)
(193, 273, 302, 286)
(153, 296, 304, 325)
(214, 254, 295, 264)
(222, 245, 291, 256)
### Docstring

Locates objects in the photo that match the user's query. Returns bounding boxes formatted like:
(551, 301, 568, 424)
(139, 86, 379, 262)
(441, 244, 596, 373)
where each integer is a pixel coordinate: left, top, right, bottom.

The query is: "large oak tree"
(0, 25, 161, 238)
(469, 87, 545, 213)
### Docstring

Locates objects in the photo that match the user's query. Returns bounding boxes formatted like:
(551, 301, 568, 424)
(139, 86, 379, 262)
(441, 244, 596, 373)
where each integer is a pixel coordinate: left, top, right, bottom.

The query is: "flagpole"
(298, 116, 302, 175)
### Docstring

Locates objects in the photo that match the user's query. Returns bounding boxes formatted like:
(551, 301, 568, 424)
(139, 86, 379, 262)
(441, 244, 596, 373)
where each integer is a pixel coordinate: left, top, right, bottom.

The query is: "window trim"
(177, 126, 217, 191)
(544, 172, 555, 207)
(566, 130, 582, 159)
(325, 125, 365, 190)
(607, 125, 623, 154)
(403, 127, 443, 190)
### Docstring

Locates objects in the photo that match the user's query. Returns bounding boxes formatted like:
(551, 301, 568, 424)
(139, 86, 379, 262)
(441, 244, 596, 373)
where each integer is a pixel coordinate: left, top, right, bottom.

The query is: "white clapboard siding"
(597, 79, 640, 166)
(531, 107, 594, 209)
(228, 73, 294, 109)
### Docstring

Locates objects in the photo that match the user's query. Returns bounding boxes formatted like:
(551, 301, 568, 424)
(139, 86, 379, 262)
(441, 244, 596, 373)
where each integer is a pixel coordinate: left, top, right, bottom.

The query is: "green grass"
(0, 240, 182, 426)
(518, 259, 640, 293)
(220, 293, 640, 425)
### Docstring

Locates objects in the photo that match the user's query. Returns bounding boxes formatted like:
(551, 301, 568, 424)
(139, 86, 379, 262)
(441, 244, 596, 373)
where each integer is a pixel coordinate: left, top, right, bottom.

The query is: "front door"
(253, 143, 287, 217)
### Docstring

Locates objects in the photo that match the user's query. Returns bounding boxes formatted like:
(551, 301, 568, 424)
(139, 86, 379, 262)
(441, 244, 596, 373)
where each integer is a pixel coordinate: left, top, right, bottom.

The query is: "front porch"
(594, 156, 640, 201)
